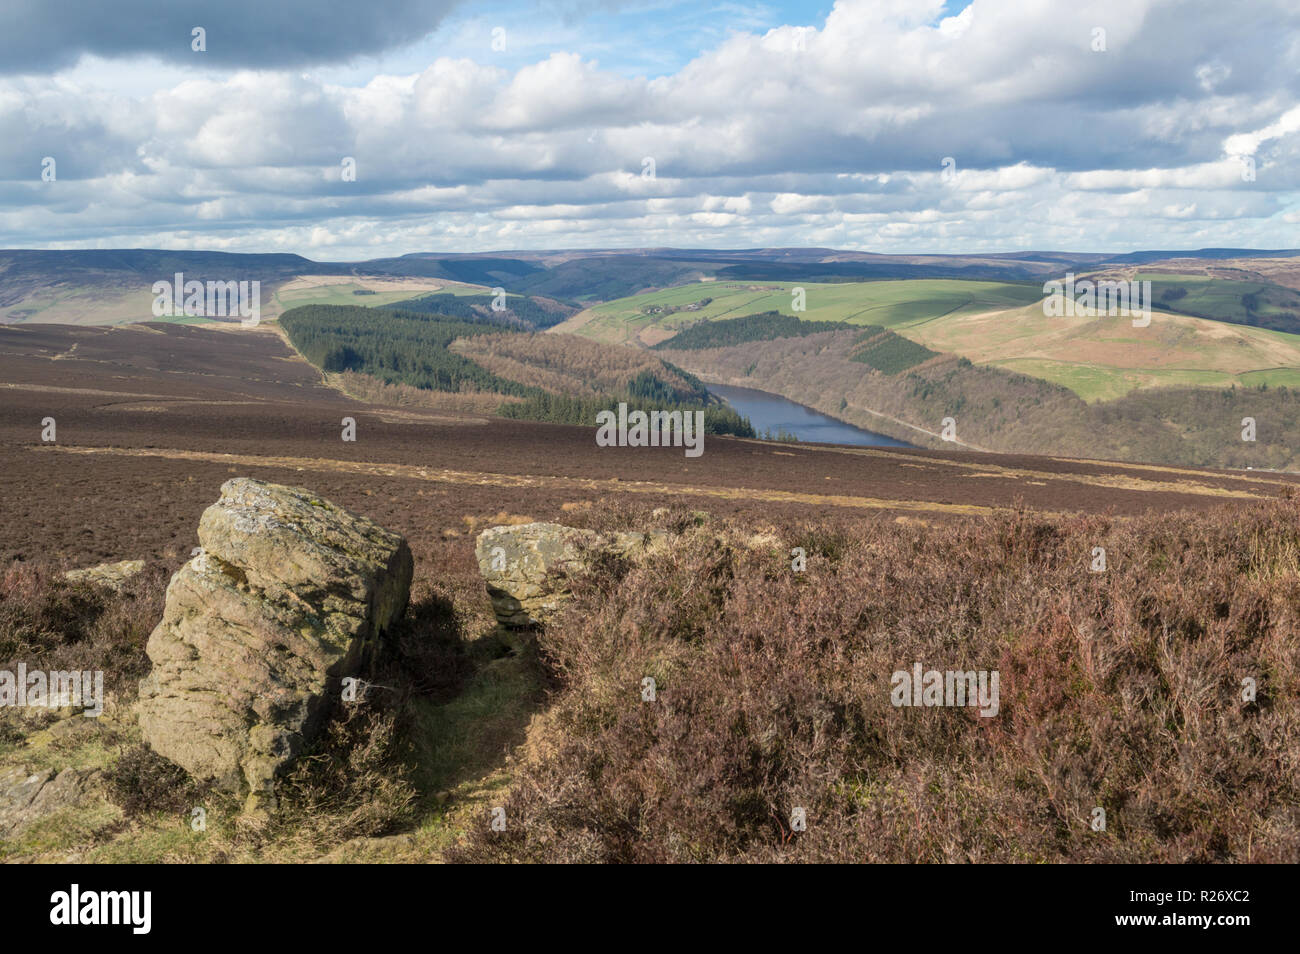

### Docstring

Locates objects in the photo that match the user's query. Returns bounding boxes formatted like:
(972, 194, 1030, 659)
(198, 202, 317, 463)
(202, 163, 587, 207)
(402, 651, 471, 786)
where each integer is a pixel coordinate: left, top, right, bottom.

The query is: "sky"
(2, 0, 1298, 259)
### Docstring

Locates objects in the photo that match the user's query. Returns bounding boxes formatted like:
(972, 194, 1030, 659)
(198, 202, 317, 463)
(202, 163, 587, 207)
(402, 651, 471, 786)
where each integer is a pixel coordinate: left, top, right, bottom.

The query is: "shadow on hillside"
(381, 593, 548, 806)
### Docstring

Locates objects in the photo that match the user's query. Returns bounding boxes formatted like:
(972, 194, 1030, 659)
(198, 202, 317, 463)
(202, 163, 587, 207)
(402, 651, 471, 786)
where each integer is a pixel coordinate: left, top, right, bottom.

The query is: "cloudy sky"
(2, 0, 1298, 259)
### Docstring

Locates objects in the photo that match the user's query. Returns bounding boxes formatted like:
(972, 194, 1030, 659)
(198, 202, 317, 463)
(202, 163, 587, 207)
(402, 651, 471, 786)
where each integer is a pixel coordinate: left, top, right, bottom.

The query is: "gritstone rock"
(136, 478, 412, 808)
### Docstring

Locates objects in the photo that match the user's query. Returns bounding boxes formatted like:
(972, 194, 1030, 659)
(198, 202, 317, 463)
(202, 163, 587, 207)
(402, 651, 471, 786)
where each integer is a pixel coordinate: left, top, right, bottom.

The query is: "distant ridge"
(6, 244, 1299, 274)
(4, 246, 1300, 321)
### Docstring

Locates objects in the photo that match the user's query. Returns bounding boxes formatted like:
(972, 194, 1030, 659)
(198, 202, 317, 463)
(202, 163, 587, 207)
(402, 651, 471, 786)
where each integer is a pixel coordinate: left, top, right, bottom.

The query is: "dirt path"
(36, 445, 1011, 516)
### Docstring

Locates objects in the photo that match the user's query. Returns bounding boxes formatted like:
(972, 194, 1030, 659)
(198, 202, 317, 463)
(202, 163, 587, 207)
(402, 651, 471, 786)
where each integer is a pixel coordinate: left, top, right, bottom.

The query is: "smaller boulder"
(63, 560, 145, 591)
(0, 766, 102, 839)
(475, 522, 670, 629)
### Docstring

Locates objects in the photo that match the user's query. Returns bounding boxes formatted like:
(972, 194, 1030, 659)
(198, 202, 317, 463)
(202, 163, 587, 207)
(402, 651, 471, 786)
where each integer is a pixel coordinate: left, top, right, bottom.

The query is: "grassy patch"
(561, 279, 1043, 345)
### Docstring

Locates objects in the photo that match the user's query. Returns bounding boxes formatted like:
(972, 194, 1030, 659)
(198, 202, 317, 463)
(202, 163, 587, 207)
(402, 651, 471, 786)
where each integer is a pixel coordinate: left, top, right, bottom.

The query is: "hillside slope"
(900, 300, 1300, 402)
(279, 303, 753, 435)
(554, 279, 1044, 346)
(655, 315, 1300, 469)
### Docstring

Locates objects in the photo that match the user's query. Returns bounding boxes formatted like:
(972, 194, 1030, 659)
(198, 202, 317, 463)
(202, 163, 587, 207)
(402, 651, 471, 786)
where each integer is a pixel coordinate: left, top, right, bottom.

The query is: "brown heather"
(0, 561, 170, 697)
(450, 331, 702, 399)
(329, 370, 517, 415)
(4, 497, 1297, 863)
(454, 499, 1300, 863)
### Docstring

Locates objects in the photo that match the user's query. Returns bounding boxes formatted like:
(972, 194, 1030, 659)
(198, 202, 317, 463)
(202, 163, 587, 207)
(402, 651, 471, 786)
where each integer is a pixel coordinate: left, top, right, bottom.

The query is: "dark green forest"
(385, 292, 570, 329)
(280, 304, 753, 436)
(654, 310, 938, 375)
(850, 330, 938, 374)
(652, 311, 851, 350)
(281, 304, 532, 395)
(498, 376, 754, 435)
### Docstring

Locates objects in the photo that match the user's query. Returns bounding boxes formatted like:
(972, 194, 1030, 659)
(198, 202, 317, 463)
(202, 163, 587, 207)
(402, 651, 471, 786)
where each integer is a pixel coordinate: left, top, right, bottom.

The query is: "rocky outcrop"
(0, 766, 102, 839)
(63, 560, 145, 591)
(136, 478, 412, 808)
(475, 522, 669, 629)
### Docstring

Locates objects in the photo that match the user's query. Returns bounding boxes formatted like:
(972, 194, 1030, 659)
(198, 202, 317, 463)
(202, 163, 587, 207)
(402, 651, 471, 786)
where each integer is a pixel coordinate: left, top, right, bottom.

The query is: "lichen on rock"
(63, 560, 145, 591)
(136, 478, 412, 809)
(475, 522, 670, 630)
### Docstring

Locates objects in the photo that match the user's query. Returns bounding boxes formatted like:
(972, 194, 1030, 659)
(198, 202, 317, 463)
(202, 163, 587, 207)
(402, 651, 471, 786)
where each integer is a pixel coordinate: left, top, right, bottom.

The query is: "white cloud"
(2, 0, 1299, 255)
(1223, 105, 1300, 157)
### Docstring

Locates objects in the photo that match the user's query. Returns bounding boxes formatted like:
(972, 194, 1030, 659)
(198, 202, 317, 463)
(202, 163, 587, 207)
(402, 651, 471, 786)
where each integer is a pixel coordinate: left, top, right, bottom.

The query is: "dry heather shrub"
(371, 583, 476, 703)
(267, 585, 471, 849)
(0, 561, 170, 698)
(106, 744, 213, 819)
(274, 708, 418, 846)
(454, 500, 1300, 863)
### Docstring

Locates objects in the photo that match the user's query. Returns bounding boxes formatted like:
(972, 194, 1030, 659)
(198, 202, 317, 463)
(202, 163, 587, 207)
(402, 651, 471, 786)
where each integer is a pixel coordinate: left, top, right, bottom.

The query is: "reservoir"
(708, 382, 915, 448)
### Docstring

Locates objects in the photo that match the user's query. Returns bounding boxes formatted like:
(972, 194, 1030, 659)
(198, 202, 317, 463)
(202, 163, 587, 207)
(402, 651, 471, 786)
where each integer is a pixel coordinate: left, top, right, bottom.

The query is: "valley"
(3, 320, 1293, 571)
(5, 0, 1299, 882)
(5, 248, 1300, 866)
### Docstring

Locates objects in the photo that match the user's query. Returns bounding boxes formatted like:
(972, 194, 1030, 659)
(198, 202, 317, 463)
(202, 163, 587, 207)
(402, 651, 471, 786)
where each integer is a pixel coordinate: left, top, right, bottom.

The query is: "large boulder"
(136, 478, 412, 807)
(475, 522, 669, 629)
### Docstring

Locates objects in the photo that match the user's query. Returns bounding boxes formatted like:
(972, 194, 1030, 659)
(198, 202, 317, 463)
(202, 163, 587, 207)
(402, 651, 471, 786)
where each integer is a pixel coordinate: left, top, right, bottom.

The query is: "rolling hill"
(552, 278, 1045, 345)
(651, 312, 1300, 469)
(278, 303, 752, 435)
(7, 246, 1300, 327)
(898, 299, 1300, 402)
(567, 275, 1300, 404)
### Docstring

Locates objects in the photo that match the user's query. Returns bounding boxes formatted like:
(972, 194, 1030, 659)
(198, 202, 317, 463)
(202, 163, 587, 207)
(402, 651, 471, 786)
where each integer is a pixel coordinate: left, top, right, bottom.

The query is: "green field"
(1137, 271, 1300, 331)
(555, 279, 1043, 345)
(566, 276, 1300, 404)
(904, 298, 1300, 402)
(992, 358, 1300, 402)
(270, 280, 488, 316)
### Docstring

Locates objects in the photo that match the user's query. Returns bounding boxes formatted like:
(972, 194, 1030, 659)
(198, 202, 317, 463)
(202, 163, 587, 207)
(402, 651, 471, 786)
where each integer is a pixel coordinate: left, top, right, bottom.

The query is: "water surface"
(708, 383, 914, 448)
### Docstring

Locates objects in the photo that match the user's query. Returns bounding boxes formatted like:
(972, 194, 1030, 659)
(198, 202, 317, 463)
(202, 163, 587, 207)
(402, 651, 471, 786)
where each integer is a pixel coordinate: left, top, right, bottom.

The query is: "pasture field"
(1140, 272, 1266, 317)
(267, 276, 487, 317)
(553, 279, 1043, 345)
(560, 276, 1300, 403)
(902, 300, 1300, 402)
(1136, 271, 1300, 326)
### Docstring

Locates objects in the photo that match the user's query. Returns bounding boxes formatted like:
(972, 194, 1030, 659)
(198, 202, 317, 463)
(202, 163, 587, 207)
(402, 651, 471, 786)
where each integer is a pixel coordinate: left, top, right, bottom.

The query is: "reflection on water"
(708, 382, 914, 448)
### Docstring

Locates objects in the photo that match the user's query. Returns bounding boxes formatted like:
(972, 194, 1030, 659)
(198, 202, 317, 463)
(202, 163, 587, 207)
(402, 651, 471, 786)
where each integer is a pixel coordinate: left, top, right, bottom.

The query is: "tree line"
(280, 303, 754, 436)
